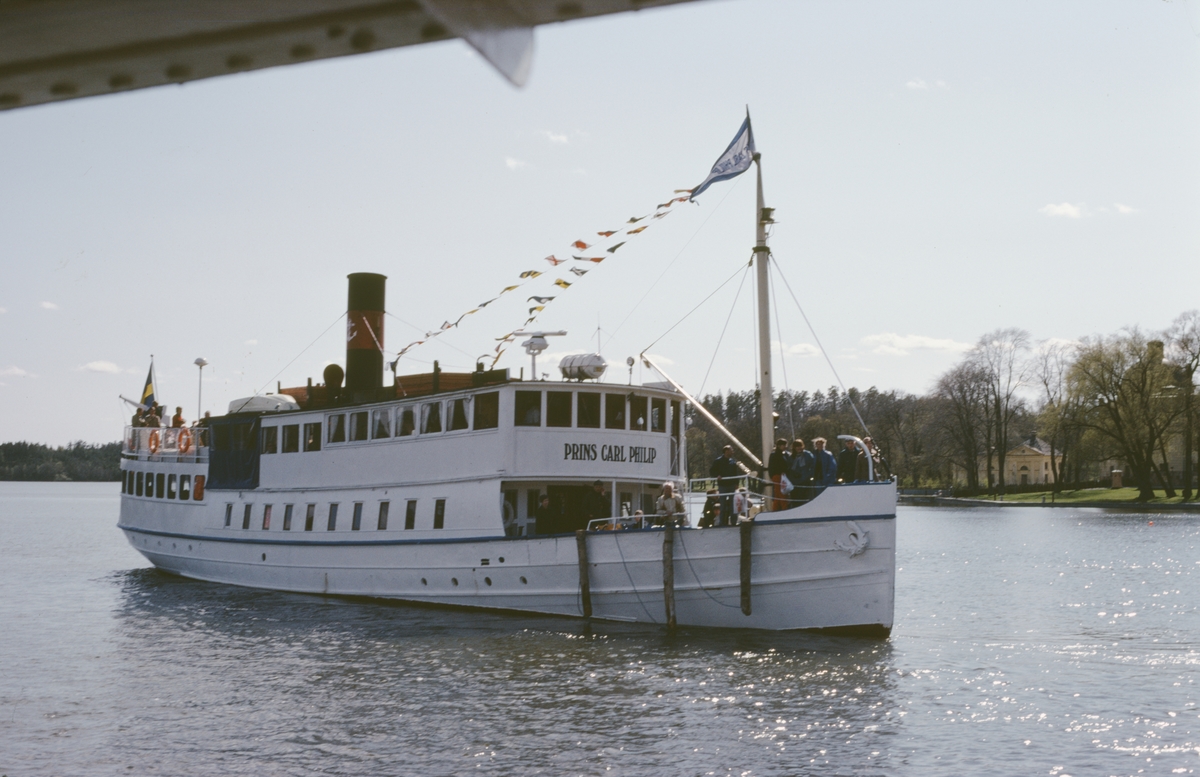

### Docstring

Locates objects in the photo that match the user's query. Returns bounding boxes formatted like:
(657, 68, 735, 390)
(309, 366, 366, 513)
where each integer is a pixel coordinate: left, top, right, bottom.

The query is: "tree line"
(685, 310, 1200, 502)
(0, 441, 123, 481)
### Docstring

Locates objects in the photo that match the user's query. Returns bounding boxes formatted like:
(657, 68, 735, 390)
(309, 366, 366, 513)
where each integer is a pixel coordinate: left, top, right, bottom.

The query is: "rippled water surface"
(1, 482, 1197, 776)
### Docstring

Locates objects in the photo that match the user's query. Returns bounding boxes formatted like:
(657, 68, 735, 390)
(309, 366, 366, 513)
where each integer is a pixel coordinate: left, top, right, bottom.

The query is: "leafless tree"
(976, 328, 1031, 495)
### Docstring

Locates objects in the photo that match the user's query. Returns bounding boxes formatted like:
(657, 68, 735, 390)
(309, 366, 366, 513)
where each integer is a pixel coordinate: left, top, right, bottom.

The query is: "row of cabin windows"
(122, 470, 205, 501)
(260, 422, 322, 454)
(260, 390, 679, 454)
(225, 498, 446, 531)
(514, 391, 680, 434)
(325, 392, 500, 446)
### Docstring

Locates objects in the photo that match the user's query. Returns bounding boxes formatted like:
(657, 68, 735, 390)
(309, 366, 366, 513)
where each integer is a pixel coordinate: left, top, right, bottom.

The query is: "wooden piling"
(663, 522, 676, 629)
(740, 520, 753, 616)
(575, 530, 592, 619)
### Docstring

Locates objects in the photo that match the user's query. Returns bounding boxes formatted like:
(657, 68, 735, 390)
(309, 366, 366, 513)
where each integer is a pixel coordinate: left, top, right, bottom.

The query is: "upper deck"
(124, 379, 687, 492)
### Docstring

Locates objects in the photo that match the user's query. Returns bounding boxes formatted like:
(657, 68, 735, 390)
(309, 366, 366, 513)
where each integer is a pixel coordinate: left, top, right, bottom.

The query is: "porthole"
(499, 557, 505, 563)
(451, 577, 458, 586)
(188, 545, 192, 551)
(421, 578, 427, 585)
(261, 553, 266, 561)
(172, 543, 176, 549)
(485, 577, 492, 586)
(520, 576, 528, 584)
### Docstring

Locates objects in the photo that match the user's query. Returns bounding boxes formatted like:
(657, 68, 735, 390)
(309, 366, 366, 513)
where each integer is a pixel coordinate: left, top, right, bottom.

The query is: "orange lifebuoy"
(148, 429, 160, 454)
(178, 428, 192, 453)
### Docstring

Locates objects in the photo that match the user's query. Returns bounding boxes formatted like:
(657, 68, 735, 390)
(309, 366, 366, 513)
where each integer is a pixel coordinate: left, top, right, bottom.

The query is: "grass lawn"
(984, 488, 1195, 505)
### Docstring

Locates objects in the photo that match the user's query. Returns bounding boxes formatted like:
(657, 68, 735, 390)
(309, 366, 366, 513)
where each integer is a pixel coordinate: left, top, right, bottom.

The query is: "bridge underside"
(0, 0, 698, 112)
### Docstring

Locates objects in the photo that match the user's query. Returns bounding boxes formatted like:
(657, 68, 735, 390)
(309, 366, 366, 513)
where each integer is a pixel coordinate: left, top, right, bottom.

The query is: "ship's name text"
(563, 443, 657, 464)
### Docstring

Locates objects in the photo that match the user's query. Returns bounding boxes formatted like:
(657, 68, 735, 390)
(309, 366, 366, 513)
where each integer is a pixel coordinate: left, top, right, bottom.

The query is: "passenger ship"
(117, 161, 896, 635)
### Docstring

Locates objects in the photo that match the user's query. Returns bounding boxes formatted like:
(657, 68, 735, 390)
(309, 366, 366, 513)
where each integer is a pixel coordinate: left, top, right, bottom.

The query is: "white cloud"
(505, 157, 526, 171)
(40, 301, 59, 310)
(936, 80, 948, 88)
(861, 333, 972, 356)
(541, 130, 569, 144)
(906, 78, 929, 90)
(1, 366, 31, 377)
(1040, 202, 1087, 218)
(80, 361, 122, 374)
(1114, 203, 1138, 215)
(244, 339, 258, 346)
(774, 340, 819, 357)
(0, 307, 6, 314)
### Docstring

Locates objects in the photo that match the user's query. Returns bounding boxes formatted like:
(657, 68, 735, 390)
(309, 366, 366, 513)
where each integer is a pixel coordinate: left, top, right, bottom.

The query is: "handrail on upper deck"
(123, 425, 209, 458)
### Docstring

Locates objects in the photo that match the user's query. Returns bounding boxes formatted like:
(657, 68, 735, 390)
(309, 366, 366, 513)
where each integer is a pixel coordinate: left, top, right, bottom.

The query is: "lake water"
(1, 482, 1196, 776)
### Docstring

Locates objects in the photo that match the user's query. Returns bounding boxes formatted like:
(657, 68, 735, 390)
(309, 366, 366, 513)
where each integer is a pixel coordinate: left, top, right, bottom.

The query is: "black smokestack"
(346, 272, 386, 392)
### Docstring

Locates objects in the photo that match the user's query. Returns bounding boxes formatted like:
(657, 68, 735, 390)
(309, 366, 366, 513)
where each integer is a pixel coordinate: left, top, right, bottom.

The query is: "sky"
(1, 0, 1198, 446)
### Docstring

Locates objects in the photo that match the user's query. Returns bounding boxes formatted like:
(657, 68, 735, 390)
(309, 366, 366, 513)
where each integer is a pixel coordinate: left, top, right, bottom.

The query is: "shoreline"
(900, 495, 1200, 512)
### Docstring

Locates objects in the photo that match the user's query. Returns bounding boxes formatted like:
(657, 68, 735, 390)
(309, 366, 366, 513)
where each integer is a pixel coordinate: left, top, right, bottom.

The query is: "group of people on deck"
(704, 436, 890, 524)
(766, 436, 889, 511)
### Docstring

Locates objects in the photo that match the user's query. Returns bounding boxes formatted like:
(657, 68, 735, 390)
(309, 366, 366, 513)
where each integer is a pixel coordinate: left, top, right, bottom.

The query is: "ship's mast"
(753, 154, 774, 472)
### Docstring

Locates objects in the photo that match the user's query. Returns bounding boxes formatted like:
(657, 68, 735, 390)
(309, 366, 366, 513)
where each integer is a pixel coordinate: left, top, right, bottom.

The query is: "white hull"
(119, 482, 895, 633)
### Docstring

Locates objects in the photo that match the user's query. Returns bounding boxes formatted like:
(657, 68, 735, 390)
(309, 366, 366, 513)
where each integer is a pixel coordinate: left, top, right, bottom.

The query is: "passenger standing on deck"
(171, 407, 186, 428)
(811, 438, 838, 488)
(838, 438, 860, 483)
(767, 438, 791, 511)
(583, 480, 610, 529)
(710, 445, 742, 526)
(700, 489, 720, 528)
(656, 482, 685, 526)
(131, 408, 145, 428)
(535, 494, 556, 535)
(787, 439, 815, 504)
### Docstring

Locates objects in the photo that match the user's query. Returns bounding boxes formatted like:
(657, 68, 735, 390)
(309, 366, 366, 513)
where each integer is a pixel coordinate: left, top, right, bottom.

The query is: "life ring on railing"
(178, 428, 192, 454)
(148, 429, 160, 454)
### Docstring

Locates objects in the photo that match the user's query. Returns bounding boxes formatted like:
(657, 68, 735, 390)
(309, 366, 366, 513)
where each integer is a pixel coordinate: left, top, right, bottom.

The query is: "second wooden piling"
(576, 529, 592, 619)
(663, 522, 676, 629)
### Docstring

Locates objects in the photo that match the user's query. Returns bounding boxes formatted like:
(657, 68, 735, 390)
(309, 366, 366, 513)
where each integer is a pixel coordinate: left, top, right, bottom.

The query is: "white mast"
(753, 153, 775, 471)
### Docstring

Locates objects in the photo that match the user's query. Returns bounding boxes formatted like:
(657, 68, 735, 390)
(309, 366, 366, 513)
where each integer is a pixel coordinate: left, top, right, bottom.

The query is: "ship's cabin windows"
(405, 500, 417, 530)
(261, 426, 278, 454)
(630, 395, 648, 431)
(262, 504, 272, 530)
(135, 471, 144, 496)
(304, 503, 316, 531)
(448, 397, 470, 432)
(578, 393, 601, 428)
(283, 504, 293, 531)
(422, 401, 442, 434)
(351, 502, 363, 531)
(224, 503, 233, 527)
(372, 408, 391, 439)
(377, 501, 389, 530)
(327, 414, 346, 444)
(349, 411, 369, 442)
(515, 391, 541, 427)
(433, 498, 446, 529)
(474, 392, 499, 430)
(281, 424, 300, 452)
(671, 400, 681, 437)
(242, 504, 252, 530)
(167, 473, 177, 499)
(155, 473, 165, 499)
(547, 391, 572, 427)
(144, 472, 154, 498)
(397, 406, 416, 436)
(327, 503, 338, 531)
(303, 422, 321, 451)
(651, 397, 666, 432)
(180, 474, 191, 500)
(605, 394, 626, 429)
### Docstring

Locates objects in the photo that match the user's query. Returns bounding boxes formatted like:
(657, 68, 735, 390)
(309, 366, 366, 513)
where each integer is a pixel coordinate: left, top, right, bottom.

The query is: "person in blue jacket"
(811, 437, 838, 488)
(787, 439, 815, 504)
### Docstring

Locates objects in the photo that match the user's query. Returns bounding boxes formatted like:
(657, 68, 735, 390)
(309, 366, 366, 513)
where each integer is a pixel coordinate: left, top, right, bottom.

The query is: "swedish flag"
(140, 363, 156, 408)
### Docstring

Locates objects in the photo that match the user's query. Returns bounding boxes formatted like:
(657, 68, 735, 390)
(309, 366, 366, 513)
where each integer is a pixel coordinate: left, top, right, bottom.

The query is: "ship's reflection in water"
(114, 568, 898, 775)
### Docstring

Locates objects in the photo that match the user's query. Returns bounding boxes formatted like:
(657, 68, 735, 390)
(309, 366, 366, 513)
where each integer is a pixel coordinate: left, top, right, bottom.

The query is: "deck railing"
(123, 425, 209, 460)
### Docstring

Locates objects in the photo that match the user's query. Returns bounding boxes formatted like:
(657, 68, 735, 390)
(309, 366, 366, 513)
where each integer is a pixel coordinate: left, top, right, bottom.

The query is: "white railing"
(123, 426, 208, 459)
